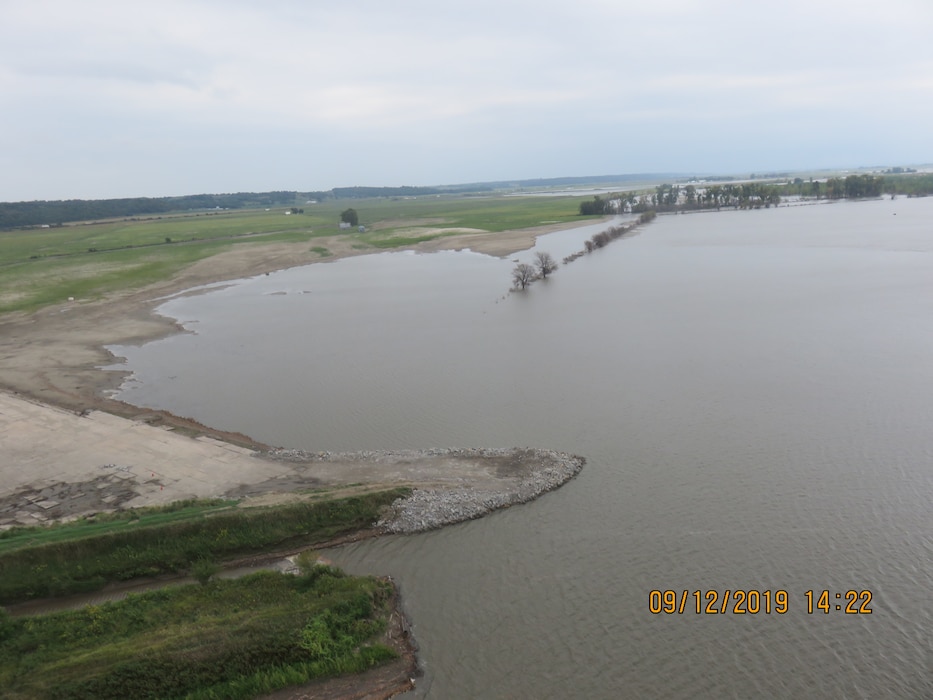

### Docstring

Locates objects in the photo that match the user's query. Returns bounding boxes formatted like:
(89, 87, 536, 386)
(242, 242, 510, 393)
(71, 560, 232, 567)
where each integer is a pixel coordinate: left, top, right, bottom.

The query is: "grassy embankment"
(0, 489, 409, 604)
(0, 567, 397, 699)
(0, 194, 588, 314)
(0, 490, 411, 698)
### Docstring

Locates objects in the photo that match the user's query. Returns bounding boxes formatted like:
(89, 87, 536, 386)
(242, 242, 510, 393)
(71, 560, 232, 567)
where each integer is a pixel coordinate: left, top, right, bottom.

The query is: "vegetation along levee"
(0, 489, 409, 605)
(511, 211, 657, 292)
(572, 210, 657, 260)
(0, 566, 401, 700)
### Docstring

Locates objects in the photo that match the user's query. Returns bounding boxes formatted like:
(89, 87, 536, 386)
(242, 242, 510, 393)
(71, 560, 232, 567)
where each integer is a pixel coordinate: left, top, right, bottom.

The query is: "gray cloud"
(1, 0, 931, 200)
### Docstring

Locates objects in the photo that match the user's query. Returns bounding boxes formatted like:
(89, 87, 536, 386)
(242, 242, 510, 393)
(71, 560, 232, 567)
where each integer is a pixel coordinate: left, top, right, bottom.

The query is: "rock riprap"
(265, 446, 585, 534)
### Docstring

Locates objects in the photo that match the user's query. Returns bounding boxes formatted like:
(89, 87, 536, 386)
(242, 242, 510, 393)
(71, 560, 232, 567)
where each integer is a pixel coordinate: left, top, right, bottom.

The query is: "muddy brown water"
(111, 201, 933, 698)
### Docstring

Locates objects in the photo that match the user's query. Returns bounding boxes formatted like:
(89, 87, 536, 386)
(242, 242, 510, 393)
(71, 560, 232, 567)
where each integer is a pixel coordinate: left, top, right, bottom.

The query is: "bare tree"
(512, 263, 536, 290)
(534, 251, 558, 279)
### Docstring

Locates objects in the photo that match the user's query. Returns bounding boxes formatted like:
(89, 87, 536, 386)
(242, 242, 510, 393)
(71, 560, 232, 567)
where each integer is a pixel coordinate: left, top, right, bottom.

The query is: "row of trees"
(778, 174, 885, 199)
(881, 173, 933, 196)
(579, 183, 782, 216)
(513, 211, 659, 290)
(587, 211, 656, 250)
(579, 173, 933, 219)
(563, 211, 657, 263)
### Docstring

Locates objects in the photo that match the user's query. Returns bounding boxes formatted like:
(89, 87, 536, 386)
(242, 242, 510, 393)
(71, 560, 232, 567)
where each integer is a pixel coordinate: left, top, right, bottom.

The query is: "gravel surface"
(266, 447, 584, 534)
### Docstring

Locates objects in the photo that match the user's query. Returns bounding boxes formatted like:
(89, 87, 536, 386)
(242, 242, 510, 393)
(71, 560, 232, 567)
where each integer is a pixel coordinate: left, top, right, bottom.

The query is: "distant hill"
(450, 173, 683, 190)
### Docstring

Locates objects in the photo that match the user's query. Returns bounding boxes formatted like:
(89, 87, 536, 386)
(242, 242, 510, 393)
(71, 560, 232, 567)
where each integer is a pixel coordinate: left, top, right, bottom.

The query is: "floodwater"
(111, 198, 933, 698)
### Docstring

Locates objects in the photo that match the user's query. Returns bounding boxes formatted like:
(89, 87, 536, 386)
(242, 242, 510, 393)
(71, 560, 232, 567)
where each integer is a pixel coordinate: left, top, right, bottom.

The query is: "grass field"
(0, 499, 237, 556)
(0, 491, 415, 697)
(0, 194, 592, 313)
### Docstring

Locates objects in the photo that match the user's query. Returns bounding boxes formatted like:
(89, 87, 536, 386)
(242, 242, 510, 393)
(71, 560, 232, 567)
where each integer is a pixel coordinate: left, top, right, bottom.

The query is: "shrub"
(294, 550, 318, 575)
(191, 559, 220, 586)
(0, 608, 15, 642)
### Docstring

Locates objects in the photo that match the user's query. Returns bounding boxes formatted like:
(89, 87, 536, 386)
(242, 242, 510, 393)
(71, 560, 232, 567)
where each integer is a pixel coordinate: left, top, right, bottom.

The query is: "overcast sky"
(1, 0, 931, 201)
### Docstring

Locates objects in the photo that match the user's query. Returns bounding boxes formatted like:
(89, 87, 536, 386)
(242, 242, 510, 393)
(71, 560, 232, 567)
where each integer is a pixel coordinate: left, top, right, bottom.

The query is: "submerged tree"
(534, 251, 558, 279)
(512, 263, 536, 290)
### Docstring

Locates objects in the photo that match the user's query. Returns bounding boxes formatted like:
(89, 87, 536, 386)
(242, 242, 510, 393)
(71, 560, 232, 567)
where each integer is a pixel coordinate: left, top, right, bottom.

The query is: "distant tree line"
(764, 173, 933, 200)
(7, 172, 931, 230)
(1, 183, 525, 229)
(578, 173, 933, 218)
(0, 186, 456, 229)
(579, 183, 782, 215)
(882, 173, 933, 196)
(779, 174, 884, 200)
(331, 186, 446, 199)
(0, 191, 316, 229)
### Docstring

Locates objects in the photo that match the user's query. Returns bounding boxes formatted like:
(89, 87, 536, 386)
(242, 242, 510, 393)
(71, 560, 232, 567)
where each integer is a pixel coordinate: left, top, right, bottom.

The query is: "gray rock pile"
(261, 446, 585, 534)
(376, 448, 584, 534)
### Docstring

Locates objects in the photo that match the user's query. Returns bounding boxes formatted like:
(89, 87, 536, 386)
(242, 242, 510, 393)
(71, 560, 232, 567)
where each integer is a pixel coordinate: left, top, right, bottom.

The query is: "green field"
(0, 490, 410, 604)
(0, 567, 398, 699)
(0, 492, 413, 697)
(0, 195, 592, 314)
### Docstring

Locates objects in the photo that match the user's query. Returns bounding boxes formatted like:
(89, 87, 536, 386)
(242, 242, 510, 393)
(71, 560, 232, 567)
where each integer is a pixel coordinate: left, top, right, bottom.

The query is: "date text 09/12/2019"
(648, 590, 873, 615)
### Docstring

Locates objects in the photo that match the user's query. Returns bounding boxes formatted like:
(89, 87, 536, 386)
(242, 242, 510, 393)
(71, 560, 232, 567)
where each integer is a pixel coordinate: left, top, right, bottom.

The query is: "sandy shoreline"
(0, 220, 591, 423)
(0, 220, 593, 521)
(0, 391, 582, 530)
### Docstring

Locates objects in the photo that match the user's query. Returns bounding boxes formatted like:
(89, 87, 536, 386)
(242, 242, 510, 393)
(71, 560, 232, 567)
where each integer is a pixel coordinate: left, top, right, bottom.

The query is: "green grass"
(0, 208, 337, 314)
(2, 212, 298, 263)
(0, 568, 398, 699)
(0, 194, 592, 314)
(350, 193, 584, 232)
(1, 239, 226, 314)
(0, 499, 237, 555)
(0, 490, 409, 604)
(363, 233, 451, 248)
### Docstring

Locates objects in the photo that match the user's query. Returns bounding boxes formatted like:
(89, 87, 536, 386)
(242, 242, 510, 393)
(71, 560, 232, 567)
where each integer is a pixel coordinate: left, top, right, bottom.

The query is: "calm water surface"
(111, 199, 933, 698)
